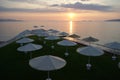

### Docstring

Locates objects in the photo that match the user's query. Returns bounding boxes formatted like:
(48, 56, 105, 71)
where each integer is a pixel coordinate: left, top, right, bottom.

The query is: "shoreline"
(0, 41, 5, 44)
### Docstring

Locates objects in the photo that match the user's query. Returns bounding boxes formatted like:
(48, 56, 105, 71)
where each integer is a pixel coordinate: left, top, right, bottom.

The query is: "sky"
(0, 0, 120, 21)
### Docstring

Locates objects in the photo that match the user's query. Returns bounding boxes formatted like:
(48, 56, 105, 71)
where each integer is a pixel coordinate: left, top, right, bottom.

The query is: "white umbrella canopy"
(57, 40, 77, 56)
(37, 32, 49, 37)
(82, 36, 99, 43)
(45, 36, 60, 40)
(47, 29, 59, 33)
(29, 55, 66, 80)
(57, 40, 77, 46)
(29, 55, 66, 71)
(77, 46, 104, 70)
(45, 36, 60, 49)
(47, 29, 60, 36)
(17, 43, 42, 52)
(32, 29, 46, 35)
(17, 30, 31, 38)
(37, 32, 49, 43)
(77, 46, 104, 56)
(58, 32, 69, 37)
(17, 43, 43, 58)
(104, 41, 120, 50)
(47, 29, 55, 32)
(68, 34, 80, 38)
(16, 37, 34, 45)
(104, 41, 120, 60)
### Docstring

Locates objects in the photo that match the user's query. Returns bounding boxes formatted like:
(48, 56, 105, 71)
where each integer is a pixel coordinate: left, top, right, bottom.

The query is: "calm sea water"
(0, 21, 120, 44)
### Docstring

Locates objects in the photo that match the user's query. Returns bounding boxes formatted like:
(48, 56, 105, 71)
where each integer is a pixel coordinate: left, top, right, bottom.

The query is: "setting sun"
(68, 12, 75, 20)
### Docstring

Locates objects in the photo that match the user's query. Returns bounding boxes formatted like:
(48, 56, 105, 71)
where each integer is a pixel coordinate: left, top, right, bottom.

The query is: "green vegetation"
(0, 36, 120, 80)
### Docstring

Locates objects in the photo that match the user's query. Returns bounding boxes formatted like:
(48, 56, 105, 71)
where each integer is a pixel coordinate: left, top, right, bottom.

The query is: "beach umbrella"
(37, 32, 49, 37)
(45, 36, 60, 41)
(17, 30, 31, 38)
(17, 43, 42, 58)
(40, 25, 45, 27)
(105, 42, 120, 50)
(47, 29, 60, 36)
(57, 40, 77, 57)
(47, 29, 59, 33)
(58, 32, 69, 37)
(32, 29, 46, 35)
(82, 36, 99, 45)
(104, 41, 120, 60)
(77, 46, 104, 70)
(47, 29, 55, 32)
(37, 32, 49, 43)
(33, 26, 38, 28)
(29, 55, 66, 80)
(45, 36, 60, 49)
(68, 34, 80, 38)
(16, 37, 34, 46)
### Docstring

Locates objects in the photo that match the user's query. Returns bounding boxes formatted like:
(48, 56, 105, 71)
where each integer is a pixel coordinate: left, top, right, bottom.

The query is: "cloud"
(8, 0, 30, 2)
(51, 2, 113, 12)
(80, 0, 90, 1)
(0, 6, 64, 13)
(7, 0, 47, 5)
(0, 1, 114, 13)
(8, 0, 38, 3)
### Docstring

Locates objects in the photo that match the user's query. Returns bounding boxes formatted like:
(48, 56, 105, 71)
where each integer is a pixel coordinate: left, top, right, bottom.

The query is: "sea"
(0, 21, 120, 45)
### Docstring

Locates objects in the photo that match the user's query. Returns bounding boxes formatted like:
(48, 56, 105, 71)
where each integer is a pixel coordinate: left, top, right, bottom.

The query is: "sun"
(68, 12, 75, 20)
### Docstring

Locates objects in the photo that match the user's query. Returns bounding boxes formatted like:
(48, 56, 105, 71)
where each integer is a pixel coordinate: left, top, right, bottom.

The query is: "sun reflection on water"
(69, 21, 73, 35)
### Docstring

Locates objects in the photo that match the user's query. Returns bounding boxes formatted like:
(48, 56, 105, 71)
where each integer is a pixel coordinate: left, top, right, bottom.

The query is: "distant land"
(0, 19, 23, 22)
(105, 19, 120, 22)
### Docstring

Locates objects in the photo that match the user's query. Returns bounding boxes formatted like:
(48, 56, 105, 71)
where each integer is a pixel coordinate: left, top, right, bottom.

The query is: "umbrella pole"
(48, 71, 50, 79)
(86, 56, 91, 70)
(88, 56, 91, 64)
(24, 51, 28, 61)
(44, 40, 46, 44)
(20, 43, 23, 46)
(30, 52, 32, 59)
(47, 71, 51, 80)
(51, 41, 54, 49)
(112, 52, 117, 60)
(65, 47, 69, 57)
(66, 47, 68, 53)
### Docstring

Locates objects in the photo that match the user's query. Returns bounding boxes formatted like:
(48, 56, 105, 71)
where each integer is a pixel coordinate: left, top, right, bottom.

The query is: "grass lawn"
(0, 35, 120, 80)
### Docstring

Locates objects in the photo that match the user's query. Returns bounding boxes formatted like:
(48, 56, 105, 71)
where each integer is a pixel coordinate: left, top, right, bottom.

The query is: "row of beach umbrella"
(16, 32, 120, 60)
(16, 35, 120, 59)
(16, 33, 120, 60)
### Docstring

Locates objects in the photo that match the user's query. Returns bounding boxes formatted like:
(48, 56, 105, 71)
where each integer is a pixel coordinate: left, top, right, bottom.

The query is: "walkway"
(64, 37, 120, 55)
